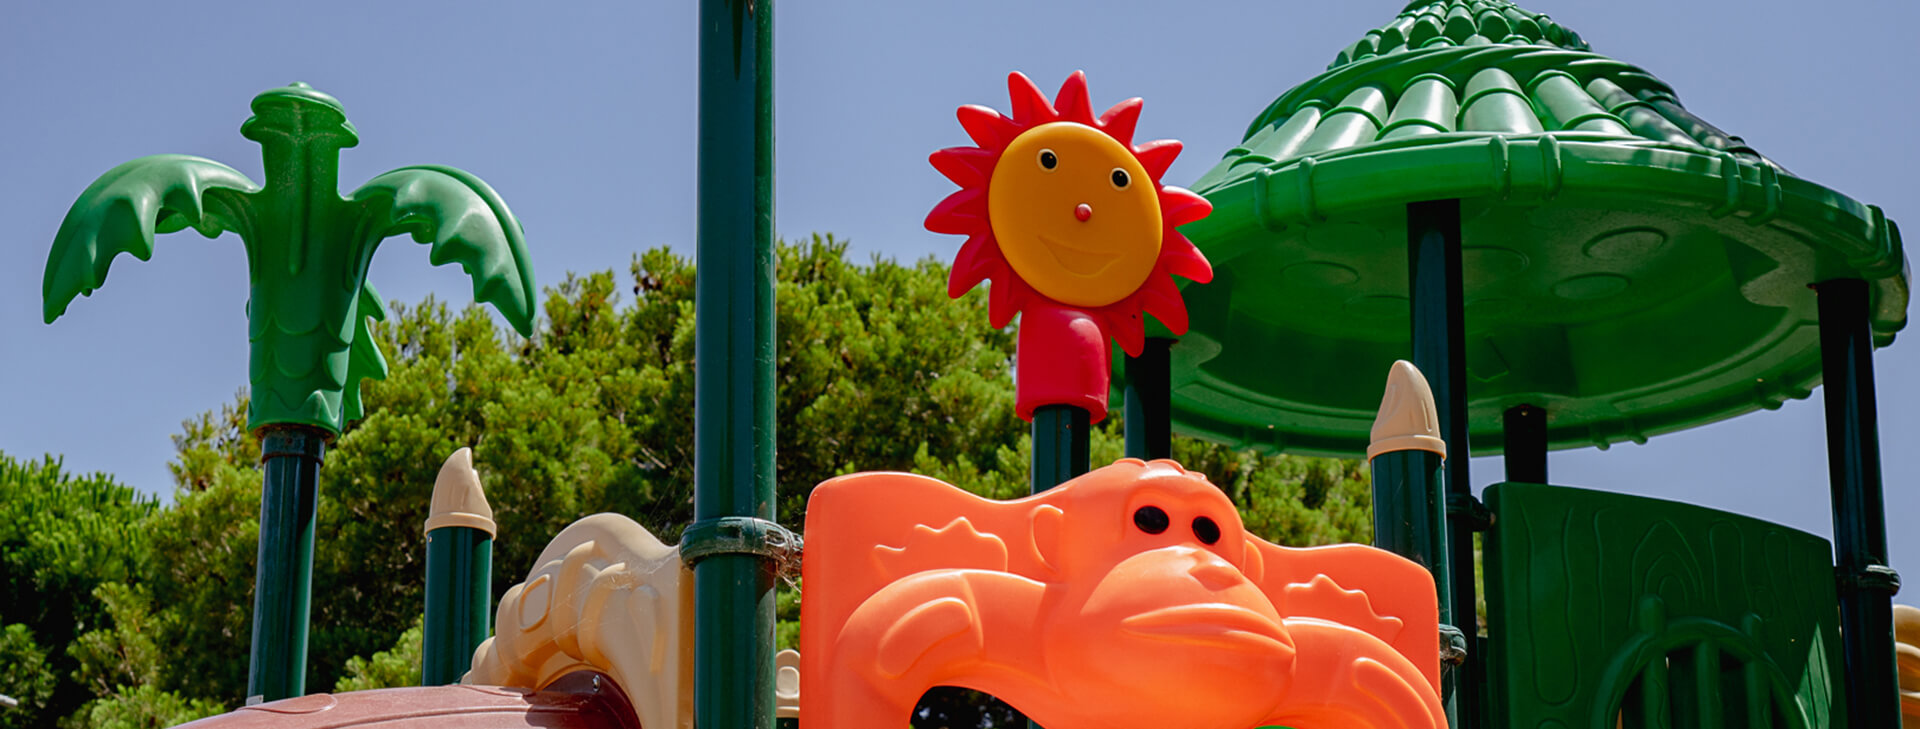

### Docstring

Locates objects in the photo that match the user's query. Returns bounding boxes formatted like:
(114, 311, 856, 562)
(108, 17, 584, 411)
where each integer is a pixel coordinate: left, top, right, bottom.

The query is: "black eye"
(1133, 506, 1169, 534)
(1192, 516, 1221, 545)
(1038, 149, 1058, 170)
(1110, 168, 1131, 189)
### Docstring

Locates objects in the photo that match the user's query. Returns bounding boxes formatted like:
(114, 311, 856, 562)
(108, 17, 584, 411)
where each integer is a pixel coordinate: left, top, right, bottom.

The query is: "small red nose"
(1074, 203, 1092, 222)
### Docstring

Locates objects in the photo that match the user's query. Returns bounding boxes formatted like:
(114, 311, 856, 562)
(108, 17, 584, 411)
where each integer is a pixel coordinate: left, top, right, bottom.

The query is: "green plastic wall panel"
(1484, 482, 1846, 729)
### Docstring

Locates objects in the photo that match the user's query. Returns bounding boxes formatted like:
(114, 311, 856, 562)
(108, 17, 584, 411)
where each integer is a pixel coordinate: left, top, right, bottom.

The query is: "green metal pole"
(693, 0, 777, 727)
(422, 527, 492, 685)
(1123, 338, 1173, 461)
(1368, 360, 1455, 727)
(1023, 402, 1091, 728)
(1502, 404, 1547, 484)
(1031, 404, 1091, 492)
(1815, 278, 1900, 728)
(246, 425, 325, 703)
(1408, 198, 1482, 726)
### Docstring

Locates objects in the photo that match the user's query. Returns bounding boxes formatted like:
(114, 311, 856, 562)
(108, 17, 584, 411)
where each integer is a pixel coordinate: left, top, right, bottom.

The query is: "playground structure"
(33, 0, 1913, 727)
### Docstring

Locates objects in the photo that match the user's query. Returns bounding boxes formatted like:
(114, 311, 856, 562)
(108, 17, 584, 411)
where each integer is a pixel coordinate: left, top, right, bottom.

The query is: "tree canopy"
(2, 236, 1370, 728)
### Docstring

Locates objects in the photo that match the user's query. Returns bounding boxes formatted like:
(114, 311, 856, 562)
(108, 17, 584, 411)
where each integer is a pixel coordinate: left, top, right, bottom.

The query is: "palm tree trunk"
(246, 424, 327, 703)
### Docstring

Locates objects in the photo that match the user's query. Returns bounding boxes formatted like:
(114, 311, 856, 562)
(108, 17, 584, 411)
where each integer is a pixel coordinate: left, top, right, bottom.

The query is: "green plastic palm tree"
(41, 82, 536, 702)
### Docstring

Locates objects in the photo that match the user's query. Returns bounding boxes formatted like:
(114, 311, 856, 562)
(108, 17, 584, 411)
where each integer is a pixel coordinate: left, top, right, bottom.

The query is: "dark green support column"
(1031, 404, 1092, 492)
(421, 448, 496, 686)
(1815, 278, 1900, 728)
(1123, 338, 1174, 461)
(1407, 198, 1483, 726)
(1368, 360, 1456, 727)
(422, 527, 492, 685)
(247, 426, 326, 703)
(1503, 404, 1547, 484)
(693, 0, 777, 727)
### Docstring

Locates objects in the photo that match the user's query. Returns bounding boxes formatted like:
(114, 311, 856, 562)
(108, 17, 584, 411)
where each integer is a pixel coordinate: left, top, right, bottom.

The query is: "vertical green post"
(421, 448, 496, 686)
(246, 426, 326, 703)
(1407, 198, 1482, 726)
(1026, 402, 1090, 729)
(422, 529, 493, 684)
(1367, 360, 1454, 727)
(1815, 278, 1900, 728)
(1031, 405, 1091, 492)
(693, 1, 777, 727)
(1502, 405, 1547, 484)
(1123, 338, 1174, 461)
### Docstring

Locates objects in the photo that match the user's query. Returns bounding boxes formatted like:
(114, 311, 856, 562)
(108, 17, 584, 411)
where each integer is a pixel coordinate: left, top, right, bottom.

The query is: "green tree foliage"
(0, 623, 58, 729)
(11, 236, 1375, 726)
(0, 454, 156, 724)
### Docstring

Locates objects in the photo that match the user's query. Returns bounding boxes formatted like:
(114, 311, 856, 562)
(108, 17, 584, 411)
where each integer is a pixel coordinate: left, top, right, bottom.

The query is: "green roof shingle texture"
(1167, 0, 1907, 456)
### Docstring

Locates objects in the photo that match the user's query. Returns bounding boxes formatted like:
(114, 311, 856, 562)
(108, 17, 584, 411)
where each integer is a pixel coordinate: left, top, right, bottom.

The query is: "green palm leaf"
(43, 155, 259, 323)
(342, 283, 391, 424)
(350, 165, 537, 337)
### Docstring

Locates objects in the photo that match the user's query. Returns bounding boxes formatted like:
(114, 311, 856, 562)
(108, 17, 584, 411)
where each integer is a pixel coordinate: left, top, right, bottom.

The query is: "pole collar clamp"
(259, 426, 328, 464)
(1836, 564, 1901, 595)
(1446, 493, 1493, 532)
(1438, 623, 1469, 666)
(681, 516, 803, 578)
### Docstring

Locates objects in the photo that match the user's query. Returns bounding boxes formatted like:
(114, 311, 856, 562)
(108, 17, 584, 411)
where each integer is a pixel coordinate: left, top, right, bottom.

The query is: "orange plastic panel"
(799, 458, 1445, 729)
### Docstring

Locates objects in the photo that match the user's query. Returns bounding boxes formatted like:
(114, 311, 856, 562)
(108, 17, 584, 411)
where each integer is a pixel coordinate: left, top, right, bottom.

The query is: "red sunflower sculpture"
(927, 71, 1213, 421)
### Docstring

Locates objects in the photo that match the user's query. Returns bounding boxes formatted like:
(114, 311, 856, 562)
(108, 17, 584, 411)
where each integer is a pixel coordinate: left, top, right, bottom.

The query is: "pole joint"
(1835, 564, 1901, 595)
(1438, 623, 1469, 666)
(1446, 492, 1493, 532)
(682, 516, 803, 578)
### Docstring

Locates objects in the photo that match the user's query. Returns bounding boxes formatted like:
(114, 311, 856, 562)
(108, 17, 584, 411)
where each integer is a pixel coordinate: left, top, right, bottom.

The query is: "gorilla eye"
(1038, 149, 1058, 170)
(1192, 516, 1221, 545)
(1133, 506, 1169, 534)
(1110, 168, 1131, 189)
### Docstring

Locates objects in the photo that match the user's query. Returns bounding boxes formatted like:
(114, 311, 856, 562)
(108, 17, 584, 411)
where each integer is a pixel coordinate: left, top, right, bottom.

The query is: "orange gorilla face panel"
(798, 459, 1448, 729)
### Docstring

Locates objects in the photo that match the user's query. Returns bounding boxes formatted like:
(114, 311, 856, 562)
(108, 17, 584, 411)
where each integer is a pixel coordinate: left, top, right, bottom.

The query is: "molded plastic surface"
(465, 514, 692, 729)
(1896, 605, 1920, 728)
(927, 72, 1213, 422)
(173, 676, 640, 729)
(1484, 482, 1847, 728)
(425, 448, 497, 536)
(799, 458, 1445, 728)
(42, 83, 537, 434)
(1370, 360, 1446, 459)
(1164, 0, 1907, 456)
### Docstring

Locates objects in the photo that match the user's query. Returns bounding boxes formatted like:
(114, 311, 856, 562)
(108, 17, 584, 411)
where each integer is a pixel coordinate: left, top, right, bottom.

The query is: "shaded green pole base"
(1031, 404, 1092, 493)
(1503, 404, 1547, 484)
(422, 526, 493, 686)
(1815, 278, 1901, 727)
(1026, 403, 1091, 729)
(246, 425, 326, 703)
(1123, 338, 1174, 461)
(1408, 198, 1478, 729)
(1371, 448, 1458, 721)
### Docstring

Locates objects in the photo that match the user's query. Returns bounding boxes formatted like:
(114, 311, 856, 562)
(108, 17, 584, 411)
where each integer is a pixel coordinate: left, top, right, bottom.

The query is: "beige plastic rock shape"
(425, 448, 497, 536)
(465, 513, 692, 729)
(774, 649, 800, 720)
(1368, 360, 1446, 461)
(1896, 604, 1920, 728)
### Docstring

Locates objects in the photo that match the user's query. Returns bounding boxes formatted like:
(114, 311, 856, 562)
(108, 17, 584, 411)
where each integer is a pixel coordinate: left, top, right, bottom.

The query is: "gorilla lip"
(1119, 604, 1292, 649)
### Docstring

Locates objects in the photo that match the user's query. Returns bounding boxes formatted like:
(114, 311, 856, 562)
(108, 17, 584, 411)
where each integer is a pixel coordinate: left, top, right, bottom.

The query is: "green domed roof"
(1166, 0, 1908, 456)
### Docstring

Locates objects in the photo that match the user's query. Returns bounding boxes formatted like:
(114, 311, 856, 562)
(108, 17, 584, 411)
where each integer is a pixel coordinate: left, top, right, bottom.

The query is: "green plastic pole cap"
(1166, 0, 1908, 457)
(241, 82, 360, 148)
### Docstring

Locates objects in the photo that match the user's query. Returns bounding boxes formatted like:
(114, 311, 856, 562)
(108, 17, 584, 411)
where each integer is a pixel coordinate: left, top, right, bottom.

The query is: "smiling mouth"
(1036, 235, 1118, 277)
(1120, 605, 1293, 651)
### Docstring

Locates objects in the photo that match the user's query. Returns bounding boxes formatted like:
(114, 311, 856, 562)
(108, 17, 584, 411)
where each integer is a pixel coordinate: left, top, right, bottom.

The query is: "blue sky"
(4, 1, 1918, 579)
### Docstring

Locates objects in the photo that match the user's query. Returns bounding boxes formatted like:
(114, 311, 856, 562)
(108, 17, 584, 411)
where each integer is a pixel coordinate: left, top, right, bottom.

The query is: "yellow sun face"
(988, 122, 1163, 308)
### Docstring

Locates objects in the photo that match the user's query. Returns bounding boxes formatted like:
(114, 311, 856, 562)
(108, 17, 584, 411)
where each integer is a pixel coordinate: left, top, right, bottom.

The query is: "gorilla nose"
(1074, 203, 1092, 222)
(1188, 555, 1244, 591)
